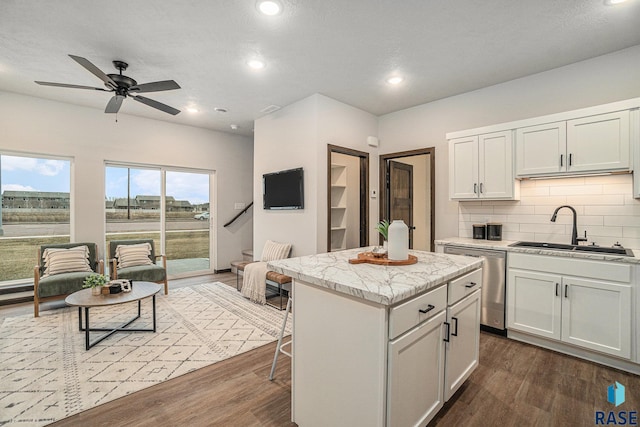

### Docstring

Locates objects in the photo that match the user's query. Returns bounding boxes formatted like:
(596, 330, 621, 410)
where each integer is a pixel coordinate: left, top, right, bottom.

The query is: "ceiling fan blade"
(131, 95, 180, 115)
(129, 80, 181, 93)
(68, 54, 118, 89)
(35, 81, 111, 91)
(105, 95, 125, 114)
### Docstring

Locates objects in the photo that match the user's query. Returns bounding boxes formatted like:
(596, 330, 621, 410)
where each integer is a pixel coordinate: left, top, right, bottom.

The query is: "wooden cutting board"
(348, 252, 418, 266)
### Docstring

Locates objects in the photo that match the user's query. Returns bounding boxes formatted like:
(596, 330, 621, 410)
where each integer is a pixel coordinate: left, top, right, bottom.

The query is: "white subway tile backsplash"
(549, 185, 603, 196)
(566, 195, 625, 205)
(456, 174, 640, 249)
(519, 196, 568, 206)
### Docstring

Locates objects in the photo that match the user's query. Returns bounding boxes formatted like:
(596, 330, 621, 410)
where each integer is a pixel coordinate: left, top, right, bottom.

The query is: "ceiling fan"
(35, 54, 181, 115)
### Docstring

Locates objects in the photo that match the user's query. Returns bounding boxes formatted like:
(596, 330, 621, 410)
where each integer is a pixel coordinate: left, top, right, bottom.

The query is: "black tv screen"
(263, 167, 304, 210)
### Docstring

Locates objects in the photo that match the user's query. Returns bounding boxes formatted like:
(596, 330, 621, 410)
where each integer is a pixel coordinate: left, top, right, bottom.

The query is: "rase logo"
(609, 382, 626, 407)
(596, 382, 637, 425)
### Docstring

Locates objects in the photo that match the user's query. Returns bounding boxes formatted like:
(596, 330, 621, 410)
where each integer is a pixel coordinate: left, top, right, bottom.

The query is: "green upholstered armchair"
(33, 242, 103, 317)
(109, 239, 168, 295)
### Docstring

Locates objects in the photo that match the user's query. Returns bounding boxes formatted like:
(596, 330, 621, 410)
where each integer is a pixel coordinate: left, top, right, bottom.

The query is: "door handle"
(419, 304, 435, 314)
(443, 322, 450, 342)
(555, 283, 559, 297)
(560, 154, 563, 167)
(569, 153, 573, 166)
(465, 281, 478, 288)
(451, 317, 459, 337)
(564, 284, 568, 298)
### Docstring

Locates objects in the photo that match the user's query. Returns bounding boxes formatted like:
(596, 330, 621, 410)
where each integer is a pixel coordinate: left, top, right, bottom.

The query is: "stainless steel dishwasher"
(443, 245, 506, 335)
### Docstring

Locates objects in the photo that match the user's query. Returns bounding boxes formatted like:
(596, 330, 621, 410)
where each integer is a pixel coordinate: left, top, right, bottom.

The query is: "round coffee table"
(65, 281, 162, 350)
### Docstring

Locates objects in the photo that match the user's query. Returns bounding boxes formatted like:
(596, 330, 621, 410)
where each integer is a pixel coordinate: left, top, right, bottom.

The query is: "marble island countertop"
(267, 247, 483, 306)
(434, 237, 640, 264)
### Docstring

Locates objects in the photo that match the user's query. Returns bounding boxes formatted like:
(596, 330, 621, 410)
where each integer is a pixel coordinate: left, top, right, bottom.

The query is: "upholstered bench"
(232, 261, 292, 310)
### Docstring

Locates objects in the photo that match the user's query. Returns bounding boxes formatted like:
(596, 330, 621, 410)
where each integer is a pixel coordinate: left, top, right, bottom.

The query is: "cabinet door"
(507, 269, 562, 340)
(515, 122, 566, 176)
(444, 289, 481, 401)
(561, 277, 631, 359)
(567, 111, 630, 173)
(387, 310, 446, 427)
(478, 131, 515, 198)
(449, 136, 478, 199)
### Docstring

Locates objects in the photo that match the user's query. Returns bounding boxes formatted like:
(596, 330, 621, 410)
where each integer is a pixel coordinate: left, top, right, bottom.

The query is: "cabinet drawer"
(448, 268, 483, 305)
(389, 285, 447, 340)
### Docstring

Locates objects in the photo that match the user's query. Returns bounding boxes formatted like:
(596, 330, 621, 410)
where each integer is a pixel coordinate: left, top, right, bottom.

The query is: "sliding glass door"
(164, 170, 211, 275)
(105, 164, 214, 284)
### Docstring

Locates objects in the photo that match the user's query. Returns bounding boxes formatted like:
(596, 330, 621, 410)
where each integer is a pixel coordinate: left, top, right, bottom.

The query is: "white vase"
(388, 220, 409, 260)
(91, 286, 101, 296)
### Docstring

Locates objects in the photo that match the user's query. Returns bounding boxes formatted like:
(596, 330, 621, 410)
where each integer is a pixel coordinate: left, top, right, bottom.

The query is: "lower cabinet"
(507, 254, 632, 359)
(387, 311, 446, 427)
(444, 289, 481, 401)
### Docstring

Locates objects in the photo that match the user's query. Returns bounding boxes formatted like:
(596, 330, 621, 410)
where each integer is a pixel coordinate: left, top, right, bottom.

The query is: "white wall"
(254, 94, 378, 258)
(378, 45, 640, 241)
(0, 91, 254, 270)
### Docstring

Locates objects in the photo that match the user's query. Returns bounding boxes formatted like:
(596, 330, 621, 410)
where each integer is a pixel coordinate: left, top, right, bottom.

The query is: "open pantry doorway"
(327, 145, 369, 252)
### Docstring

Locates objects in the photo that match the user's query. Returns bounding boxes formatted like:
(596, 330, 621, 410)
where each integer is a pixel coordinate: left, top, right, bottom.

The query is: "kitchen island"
(268, 248, 483, 427)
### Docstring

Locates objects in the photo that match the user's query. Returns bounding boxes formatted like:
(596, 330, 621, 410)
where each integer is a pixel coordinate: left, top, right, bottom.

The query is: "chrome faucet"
(550, 205, 587, 246)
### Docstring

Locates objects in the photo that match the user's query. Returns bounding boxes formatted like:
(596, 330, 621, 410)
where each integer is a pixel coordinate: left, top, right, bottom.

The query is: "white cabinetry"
(515, 111, 630, 177)
(444, 289, 481, 401)
(449, 130, 518, 200)
(292, 266, 482, 427)
(388, 311, 446, 427)
(507, 253, 632, 359)
(330, 163, 347, 251)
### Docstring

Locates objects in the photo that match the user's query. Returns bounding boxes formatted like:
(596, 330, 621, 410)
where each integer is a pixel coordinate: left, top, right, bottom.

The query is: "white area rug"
(0, 282, 291, 426)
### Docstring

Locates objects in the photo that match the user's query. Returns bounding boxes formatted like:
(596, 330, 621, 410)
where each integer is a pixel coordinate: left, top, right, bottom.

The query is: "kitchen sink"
(509, 241, 635, 257)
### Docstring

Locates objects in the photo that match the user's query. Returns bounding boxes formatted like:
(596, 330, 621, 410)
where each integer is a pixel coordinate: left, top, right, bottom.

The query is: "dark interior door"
(388, 160, 414, 249)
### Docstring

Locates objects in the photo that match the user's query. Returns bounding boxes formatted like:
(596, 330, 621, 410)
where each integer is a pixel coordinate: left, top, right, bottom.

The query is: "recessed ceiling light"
(214, 107, 228, 113)
(604, 0, 628, 4)
(247, 59, 266, 70)
(186, 107, 199, 113)
(257, 0, 282, 15)
(230, 124, 239, 130)
(386, 76, 404, 85)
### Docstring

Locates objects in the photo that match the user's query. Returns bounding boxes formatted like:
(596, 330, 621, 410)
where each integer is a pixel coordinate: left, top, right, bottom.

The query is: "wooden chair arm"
(110, 259, 118, 279)
(33, 265, 40, 289)
(156, 254, 167, 269)
(98, 259, 105, 275)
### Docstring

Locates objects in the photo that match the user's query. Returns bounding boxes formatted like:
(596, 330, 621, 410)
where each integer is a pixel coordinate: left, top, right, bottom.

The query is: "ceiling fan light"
(257, 0, 282, 16)
(247, 59, 266, 70)
(386, 76, 404, 85)
(186, 107, 199, 113)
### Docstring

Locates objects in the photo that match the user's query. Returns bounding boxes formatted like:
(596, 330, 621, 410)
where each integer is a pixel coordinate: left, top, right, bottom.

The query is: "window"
(0, 154, 71, 285)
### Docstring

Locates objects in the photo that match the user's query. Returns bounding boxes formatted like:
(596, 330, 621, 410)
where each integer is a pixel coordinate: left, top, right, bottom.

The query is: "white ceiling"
(1, 1, 639, 136)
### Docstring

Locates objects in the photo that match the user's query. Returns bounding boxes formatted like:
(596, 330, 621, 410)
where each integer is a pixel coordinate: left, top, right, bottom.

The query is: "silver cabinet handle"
(560, 154, 563, 167)
(479, 183, 483, 193)
(473, 183, 477, 194)
(465, 281, 478, 288)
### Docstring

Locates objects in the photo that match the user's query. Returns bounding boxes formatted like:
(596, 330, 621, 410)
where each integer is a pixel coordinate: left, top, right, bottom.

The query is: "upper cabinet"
(449, 131, 519, 200)
(516, 111, 630, 177)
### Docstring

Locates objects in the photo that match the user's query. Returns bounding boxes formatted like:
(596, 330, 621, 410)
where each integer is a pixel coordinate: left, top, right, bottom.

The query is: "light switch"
(234, 202, 246, 210)
(371, 189, 377, 199)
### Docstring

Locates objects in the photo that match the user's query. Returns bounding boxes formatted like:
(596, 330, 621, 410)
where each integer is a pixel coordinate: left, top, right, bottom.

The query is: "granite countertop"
(435, 237, 640, 264)
(267, 247, 483, 307)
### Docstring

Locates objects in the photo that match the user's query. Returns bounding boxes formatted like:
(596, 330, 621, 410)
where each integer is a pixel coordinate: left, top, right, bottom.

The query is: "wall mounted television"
(263, 167, 304, 210)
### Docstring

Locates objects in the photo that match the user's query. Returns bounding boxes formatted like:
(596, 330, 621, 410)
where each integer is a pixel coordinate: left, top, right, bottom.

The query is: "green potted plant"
(375, 219, 390, 248)
(83, 273, 109, 296)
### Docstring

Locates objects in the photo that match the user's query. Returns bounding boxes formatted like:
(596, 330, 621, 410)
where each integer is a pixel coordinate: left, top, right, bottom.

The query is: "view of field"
(0, 213, 210, 283)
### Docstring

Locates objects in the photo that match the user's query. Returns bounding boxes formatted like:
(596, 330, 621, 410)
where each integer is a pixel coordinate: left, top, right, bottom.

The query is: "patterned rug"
(0, 282, 291, 426)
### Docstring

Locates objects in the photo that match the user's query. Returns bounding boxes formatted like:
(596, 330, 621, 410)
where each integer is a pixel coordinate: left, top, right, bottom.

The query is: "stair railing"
(223, 202, 254, 227)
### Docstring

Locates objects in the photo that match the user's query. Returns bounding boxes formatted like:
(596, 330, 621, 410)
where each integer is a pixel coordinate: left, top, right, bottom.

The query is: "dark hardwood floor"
(3, 273, 639, 426)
